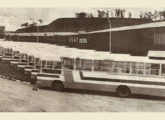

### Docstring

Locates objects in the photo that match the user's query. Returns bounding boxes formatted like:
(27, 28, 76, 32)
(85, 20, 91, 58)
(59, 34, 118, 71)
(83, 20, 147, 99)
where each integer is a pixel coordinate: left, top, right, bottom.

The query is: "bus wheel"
(30, 81, 36, 85)
(52, 81, 64, 91)
(116, 85, 131, 98)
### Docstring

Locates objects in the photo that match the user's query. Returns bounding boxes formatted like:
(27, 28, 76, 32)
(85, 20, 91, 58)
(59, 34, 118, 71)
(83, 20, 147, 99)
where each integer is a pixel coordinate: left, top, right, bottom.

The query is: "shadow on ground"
(40, 87, 165, 101)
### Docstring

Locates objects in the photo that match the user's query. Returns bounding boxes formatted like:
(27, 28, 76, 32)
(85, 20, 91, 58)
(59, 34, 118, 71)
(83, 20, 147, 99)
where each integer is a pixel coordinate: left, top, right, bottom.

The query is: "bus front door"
(63, 69, 74, 83)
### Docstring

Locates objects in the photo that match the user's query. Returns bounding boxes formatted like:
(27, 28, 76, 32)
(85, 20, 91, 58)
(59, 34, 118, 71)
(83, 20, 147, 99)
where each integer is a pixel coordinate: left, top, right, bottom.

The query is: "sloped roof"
(16, 18, 152, 33)
(88, 21, 165, 34)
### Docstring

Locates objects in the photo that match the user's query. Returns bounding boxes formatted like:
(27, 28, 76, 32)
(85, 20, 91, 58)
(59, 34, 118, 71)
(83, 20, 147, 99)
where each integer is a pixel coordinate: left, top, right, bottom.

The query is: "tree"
(115, 9, 126, 18)
(97, 10, 109, 18)
(139, 11, 153, 19)
(97, 10, 102, 18)
(101, 11, 106, 17)
(110, 11, 114, 18)
(144, 11, 153, 19)
(106, 11, 109, 18)
(39, 19, 43, 24)
(21, 22, 29, 28)
(159, 11, 165, 19)
(29, 22, 37, 27)
(86, 13, 94, 18)
(139, 12, 144, 19)
(21, 19, 43, 28)
(121, 9, 125, 18)
(75, 12, 87, 18)
(153, 10, 159, 20)
(115, 9, 120, 18)
(128, 12, 132, 18)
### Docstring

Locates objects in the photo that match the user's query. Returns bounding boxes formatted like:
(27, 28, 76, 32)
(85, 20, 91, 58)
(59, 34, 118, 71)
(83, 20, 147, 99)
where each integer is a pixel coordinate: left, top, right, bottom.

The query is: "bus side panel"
(72, 71, 81, 81)
(64, 80, 165, 97)
(63, 70, 165, 97)
(63, 70, 80, 88)
(64, 82, 118, 93)
(130, 86, 165, 97)
(63, 71, 117, 92)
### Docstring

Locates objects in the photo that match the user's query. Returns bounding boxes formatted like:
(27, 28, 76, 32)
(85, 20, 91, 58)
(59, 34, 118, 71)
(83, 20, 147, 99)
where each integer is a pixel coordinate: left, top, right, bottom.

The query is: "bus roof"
(61, 53, 165, 64)
(148, 50, 165, 58)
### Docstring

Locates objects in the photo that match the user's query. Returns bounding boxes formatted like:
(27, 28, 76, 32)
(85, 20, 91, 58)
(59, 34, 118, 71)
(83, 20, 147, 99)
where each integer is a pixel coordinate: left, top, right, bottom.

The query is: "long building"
(5, 17, 165, 56)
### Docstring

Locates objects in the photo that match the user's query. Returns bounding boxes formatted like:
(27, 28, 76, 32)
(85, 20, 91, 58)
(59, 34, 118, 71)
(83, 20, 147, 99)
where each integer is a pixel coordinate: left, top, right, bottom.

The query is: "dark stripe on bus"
(79, 72, 165, 86)
(37, 74, 59, 78)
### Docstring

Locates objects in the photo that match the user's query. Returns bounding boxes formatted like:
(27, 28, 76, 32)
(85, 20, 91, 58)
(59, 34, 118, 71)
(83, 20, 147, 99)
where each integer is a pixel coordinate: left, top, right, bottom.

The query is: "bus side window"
(145, 63, 160, 76)
(94, 60, 105, 71)
(63, 58, 74, 70)
(47, 61, 53, 69)
(41, 60, 47, 69)
(162, 64, 165, 76)
(54, 62, 61, 69)
(131, 62, 144, 75)
(121, 62, 130, 73)
(94, 60, 114, 72)
(111, 61, 130, 74)
(35, 58, 41, 67)
(151, 64, 160, 75)
(81, 59, 92, 71)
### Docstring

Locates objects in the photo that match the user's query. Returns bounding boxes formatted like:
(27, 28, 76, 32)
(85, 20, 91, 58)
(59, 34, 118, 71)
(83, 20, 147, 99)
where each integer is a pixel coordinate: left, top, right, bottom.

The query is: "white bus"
(36, 54, 165, 98)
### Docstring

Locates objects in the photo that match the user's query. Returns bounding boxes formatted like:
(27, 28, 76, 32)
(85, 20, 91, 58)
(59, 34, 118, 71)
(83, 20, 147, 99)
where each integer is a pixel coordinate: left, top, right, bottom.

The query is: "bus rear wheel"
(52, 81, 64, 91)
(116, 85, 131, 98)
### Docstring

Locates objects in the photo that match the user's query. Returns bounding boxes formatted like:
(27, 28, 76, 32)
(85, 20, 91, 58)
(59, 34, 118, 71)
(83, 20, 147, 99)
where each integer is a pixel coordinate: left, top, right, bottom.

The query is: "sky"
(0, 8, 165, 31)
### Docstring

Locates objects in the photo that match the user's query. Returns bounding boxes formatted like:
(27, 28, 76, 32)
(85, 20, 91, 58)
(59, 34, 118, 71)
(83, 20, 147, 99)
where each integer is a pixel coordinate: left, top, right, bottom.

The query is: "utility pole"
(37, 25, 39, 43)
(107, 17, 112, 54)
(36, 19, 43, 43)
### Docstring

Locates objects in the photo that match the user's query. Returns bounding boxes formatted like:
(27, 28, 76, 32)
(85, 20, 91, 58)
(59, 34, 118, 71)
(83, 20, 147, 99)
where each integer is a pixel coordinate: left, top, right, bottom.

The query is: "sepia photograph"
(1, 5, 165, 113)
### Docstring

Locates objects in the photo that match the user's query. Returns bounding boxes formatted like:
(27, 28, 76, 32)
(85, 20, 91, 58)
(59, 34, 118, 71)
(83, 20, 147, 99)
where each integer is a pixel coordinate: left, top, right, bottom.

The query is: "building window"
(79, 38, 88, 43)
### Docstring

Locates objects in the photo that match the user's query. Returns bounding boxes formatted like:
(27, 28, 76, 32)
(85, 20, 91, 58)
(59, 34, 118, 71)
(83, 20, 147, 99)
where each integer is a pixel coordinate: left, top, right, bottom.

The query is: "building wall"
(5, 27, 165, 56)
(112, 28, 154, 55)
(64, 27, 162, 56)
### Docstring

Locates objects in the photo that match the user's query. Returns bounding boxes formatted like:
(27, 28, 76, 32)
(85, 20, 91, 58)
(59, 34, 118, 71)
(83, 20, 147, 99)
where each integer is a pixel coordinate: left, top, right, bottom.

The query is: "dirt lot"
(1, 77, 165, 112)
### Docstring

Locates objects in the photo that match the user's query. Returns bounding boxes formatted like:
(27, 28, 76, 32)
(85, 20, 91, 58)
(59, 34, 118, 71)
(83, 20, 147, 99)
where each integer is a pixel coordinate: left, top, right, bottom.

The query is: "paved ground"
(1, 77, 165, 112)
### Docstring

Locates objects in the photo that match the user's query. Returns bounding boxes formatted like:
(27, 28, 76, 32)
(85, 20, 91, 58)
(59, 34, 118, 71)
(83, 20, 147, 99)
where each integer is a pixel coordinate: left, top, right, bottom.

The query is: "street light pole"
(37, 25, 39, 43)
(107, 17, 112, 54)
(37, 19, 43, 43)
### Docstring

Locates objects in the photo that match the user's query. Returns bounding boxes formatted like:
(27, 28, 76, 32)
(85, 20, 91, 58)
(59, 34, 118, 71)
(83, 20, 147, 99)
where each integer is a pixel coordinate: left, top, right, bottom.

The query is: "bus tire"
(30, 81, 36, 85)
(52, 81, 64, 91)
(116, 85, 131, 98)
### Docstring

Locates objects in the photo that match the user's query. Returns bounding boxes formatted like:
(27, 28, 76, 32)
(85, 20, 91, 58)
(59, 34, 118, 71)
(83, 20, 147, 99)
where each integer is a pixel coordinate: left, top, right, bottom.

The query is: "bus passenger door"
(63, 69, 74, 83)
(62, 58, 74, 83)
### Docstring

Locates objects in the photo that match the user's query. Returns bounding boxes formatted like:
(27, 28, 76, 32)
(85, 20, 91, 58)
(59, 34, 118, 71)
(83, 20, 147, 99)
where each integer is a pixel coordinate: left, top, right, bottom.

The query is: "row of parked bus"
(1, 45, 165, 98)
